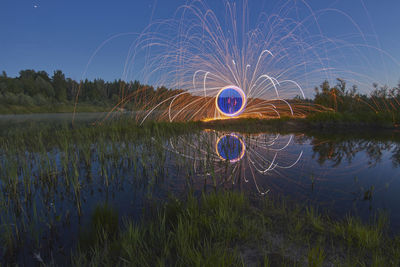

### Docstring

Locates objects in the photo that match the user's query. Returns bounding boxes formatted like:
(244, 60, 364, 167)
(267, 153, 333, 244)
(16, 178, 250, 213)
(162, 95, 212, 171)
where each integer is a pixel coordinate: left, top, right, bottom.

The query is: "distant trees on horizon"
(0, 69, 399, 114)
(0, 69, 179, 109)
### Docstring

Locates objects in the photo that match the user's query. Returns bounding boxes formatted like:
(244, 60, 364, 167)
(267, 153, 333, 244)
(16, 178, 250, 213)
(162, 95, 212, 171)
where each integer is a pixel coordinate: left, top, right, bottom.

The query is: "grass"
(332, 214, 387, 249)
(73, 192, 251, 266)
(307, 245, 325, 267)
(0, 118, 399, 265)
(78, 203, 119, 251)
(0, 119, 202, 264)
(70, 191, 400, 266)
(305, 111, 399, 128)
(201, 111, 399, 134)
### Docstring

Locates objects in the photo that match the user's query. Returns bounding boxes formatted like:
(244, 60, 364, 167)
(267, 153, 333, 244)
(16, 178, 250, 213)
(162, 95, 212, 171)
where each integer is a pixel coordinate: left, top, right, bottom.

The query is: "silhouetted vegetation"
(0, 69, 182, 113)
(313, 79, 399, 113)
(311, 79, 400, 125)
(1, 70, 399, 126)
(0, 70, 400, 113)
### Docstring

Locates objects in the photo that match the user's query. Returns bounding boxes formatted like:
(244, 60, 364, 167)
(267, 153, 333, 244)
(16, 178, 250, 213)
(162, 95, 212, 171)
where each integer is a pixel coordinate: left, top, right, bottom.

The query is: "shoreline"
(200, 116, 400, 131)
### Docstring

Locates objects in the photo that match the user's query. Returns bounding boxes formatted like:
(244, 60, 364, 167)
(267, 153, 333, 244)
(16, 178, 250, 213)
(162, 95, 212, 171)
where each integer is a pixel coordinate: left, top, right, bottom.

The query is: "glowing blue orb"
(216, 134, 245, 163)
(216, 86, 246, 117)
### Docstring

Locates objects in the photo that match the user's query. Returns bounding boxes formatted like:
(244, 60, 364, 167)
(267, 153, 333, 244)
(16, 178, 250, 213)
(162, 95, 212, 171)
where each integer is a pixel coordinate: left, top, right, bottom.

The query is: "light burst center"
(215, 85, 247, 117)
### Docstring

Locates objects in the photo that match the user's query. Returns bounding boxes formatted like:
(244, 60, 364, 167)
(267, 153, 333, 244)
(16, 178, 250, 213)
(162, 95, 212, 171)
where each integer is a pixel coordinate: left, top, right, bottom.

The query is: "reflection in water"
(166, 130, 303, 194)
(310, 137, 400, 168)
(1, 125, 400, 264)
(216, 134, 245, 162)
(162, 130, 400, 222)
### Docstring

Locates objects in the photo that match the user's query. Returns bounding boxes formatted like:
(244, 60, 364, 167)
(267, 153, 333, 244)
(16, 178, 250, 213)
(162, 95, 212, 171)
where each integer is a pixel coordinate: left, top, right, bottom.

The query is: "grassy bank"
(305, 111, 399, 128)
(72, 191, 400, 266)
(201, 111, 400, 134)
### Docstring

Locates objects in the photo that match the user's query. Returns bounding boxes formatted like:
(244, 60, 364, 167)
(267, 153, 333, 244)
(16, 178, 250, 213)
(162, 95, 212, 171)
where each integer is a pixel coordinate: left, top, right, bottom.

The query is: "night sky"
(1, 0, 399, 87)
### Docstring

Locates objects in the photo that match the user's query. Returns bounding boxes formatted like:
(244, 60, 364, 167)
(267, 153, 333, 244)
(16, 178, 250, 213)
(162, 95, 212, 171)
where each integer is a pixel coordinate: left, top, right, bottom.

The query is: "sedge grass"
(70, 191, 400, 266)
(0, 119, 399, 265)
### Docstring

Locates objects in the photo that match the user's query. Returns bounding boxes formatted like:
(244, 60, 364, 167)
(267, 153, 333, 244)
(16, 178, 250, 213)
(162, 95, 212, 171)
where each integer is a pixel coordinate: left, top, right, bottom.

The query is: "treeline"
(313, 78, 400, 114)
(0, 69, 399, 115)
(0, 70, 180, 109)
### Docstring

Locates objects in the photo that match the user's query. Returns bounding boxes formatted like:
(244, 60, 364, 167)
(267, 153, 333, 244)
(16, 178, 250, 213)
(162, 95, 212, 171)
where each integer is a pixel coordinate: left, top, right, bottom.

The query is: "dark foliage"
(0, 70, 182, 110)
(0, 70, 399, 122)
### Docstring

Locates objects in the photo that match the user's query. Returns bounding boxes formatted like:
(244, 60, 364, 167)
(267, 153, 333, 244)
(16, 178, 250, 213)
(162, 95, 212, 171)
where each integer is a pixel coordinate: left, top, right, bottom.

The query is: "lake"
(0, 114, 399, 265)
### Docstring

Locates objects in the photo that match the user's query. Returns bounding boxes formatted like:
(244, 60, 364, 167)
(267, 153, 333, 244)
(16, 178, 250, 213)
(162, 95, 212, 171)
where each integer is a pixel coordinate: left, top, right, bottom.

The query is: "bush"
(17, 93, 35, 106)
(0, 92, 19, 105)
(33, 94, 48, 106)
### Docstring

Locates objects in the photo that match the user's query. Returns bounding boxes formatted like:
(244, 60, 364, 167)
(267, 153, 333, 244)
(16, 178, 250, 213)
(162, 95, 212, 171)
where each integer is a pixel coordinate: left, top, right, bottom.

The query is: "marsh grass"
(201, 112, 400, 137)
(73, 192, 250, 266)
(1, 118, 400, 265)
(0, 119, 202, 264)
(332, 213, 387, 249)
(306, 111, 399, 128)
(307, 245, 325, 267)
(70, 191, 400, 266)
(78, 203, 119, 251)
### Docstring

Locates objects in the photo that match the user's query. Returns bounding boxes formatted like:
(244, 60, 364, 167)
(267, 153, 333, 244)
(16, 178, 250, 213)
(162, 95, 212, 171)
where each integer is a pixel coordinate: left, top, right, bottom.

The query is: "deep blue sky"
(1, 0, 399, 87)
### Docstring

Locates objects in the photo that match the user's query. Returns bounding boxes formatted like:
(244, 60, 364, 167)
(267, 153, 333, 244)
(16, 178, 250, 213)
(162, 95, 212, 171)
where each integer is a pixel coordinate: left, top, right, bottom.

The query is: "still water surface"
(0, 114, 399, 264)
